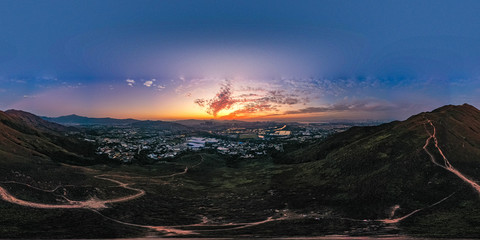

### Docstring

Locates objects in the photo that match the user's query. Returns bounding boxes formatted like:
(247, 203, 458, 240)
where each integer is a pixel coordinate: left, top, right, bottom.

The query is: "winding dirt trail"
(0, 154, 212, 236)
(92, 175, 145, 204)
(379, 119, 480, 224)
(90, 209, 197, 236)
(424, 119, 480, 195)
(96, 155, 204, 180)
(93, 209, 288, 236)
(0, 174, 145, 209)
(379, 192, 455, 224)
(0, 155, 209, 211)
(0, 185, 95, 209)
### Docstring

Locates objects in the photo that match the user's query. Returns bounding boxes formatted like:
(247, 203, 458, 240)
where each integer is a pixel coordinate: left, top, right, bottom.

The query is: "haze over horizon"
(2, 0, 480, 121)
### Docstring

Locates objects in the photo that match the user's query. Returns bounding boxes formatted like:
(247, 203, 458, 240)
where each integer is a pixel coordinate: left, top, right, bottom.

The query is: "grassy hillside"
(271, 104, 480, 237)
(0, 110, 102, 165)
(2, 105, 480, 238)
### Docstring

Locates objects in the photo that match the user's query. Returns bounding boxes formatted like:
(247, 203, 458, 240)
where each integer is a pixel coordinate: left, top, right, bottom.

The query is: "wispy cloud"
(283, 99, 397, 115)
(10, 78, 26, 84)
(261, 90, 300, 105)
(175, 77, 218, 97)
(41, 76, 58, 81)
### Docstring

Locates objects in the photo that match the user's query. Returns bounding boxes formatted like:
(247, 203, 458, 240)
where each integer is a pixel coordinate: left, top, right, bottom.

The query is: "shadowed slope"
(0, 110, 97, 165)
(274, 104, 480, 222)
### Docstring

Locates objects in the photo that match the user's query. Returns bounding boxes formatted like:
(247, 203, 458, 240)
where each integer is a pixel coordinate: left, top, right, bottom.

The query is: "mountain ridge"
(42, 114, 140, 125)
(272, 103, 480, 231)
(0, 109, 99, 165)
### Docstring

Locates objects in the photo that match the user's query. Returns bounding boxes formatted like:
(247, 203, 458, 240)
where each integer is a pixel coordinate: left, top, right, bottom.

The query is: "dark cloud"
(194, 99, 205, 108)
(258, 90, 301, 105)
(284, 97, 299, 105)
(238, 86, 266, 92)
(237, 93, 260, 98)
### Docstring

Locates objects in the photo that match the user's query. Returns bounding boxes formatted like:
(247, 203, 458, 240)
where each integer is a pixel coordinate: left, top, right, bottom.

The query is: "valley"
(1, 104, 480, 238)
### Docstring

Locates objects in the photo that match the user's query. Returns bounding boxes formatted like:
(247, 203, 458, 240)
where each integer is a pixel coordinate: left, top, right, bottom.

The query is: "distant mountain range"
(43, 114, 291, 130)
(42, 114, 140, 125)
(43, 114, 193, 132)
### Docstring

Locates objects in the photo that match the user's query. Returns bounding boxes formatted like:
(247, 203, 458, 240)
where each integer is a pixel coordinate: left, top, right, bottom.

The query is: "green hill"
(272, 103, 480, 236)
(0, 109, 98, 165)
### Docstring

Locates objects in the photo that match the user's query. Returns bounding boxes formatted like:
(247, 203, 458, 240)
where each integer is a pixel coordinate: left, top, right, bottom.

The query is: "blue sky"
(1, 0, 480, 120)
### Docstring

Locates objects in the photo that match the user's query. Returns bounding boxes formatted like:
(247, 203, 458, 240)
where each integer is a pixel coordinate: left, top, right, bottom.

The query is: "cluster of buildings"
(90, 122, 352, 163)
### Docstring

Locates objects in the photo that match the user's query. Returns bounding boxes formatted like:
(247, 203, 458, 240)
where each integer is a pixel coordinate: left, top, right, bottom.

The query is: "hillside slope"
(272, 104, 480, 236)
(0, 110, 97, 165)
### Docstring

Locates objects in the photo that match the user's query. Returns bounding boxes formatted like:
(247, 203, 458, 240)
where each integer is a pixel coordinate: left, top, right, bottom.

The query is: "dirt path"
(96, 155, 205, 180)
(92, 175, 145, 204)
(379, 192, 455, 224)
(0, 154, 209, 236)
(0, 174, 145, 209)
(90, 209, 197, 236)
(378, 118, 480, 224)
(424, 119, 480, 194)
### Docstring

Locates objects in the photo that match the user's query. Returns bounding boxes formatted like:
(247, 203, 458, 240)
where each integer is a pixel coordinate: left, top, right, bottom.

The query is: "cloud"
(144, 80, 154, 87)
(10, 78, 26, 84)
(143, 78, 157, 87)
(283, 99, 397, 115)
(237, 93, 260, 98)
(237, 86, 266, 92)
(126, 78, 135, 87)
(194, 99, 205, 107)
(260, 90, 300, 105)
(219, 103, 276, 119)
(175, 77, 219, 96)
(41, 76, 58, 81)
(196, 80, 236, 116)
(157, 85, 165, 90)
(284, 97, 299, 105)
(194, 80, 306, 118)
(192, 77, 412, 119)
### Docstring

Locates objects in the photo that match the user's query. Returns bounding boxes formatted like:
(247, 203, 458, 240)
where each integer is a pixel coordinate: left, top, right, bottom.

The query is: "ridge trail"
(424, 119, 480, 195)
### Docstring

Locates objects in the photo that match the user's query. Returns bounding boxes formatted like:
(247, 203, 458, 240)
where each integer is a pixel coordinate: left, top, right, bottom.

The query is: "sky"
(1, 0, 480, 121)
